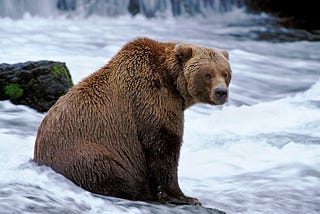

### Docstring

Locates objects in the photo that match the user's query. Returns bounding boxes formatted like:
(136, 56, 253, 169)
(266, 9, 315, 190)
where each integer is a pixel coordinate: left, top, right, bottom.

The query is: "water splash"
(0, 0, 244, 19)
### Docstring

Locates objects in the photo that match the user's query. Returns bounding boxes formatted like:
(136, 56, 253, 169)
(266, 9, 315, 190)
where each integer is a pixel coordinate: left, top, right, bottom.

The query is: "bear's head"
(175, 43, 232, 108)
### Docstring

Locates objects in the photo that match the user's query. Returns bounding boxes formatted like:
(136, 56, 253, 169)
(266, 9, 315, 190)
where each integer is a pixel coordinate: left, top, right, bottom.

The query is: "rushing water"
(0, 1, 320, 214)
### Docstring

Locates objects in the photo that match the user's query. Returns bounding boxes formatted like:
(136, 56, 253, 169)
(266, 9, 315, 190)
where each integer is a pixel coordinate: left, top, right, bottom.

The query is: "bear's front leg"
(145, 127, 201, 206)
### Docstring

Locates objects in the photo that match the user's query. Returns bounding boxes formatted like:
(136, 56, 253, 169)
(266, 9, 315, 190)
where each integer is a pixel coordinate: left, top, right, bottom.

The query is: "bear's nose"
(214, 87, 228, 100)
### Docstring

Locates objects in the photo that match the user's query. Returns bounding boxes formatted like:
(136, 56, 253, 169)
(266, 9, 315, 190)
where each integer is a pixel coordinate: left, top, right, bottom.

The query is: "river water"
(0, 1, 320, 214)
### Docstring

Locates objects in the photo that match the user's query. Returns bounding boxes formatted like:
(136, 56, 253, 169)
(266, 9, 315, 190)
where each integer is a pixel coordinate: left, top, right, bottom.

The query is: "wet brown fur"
(34, 37, 232, 205)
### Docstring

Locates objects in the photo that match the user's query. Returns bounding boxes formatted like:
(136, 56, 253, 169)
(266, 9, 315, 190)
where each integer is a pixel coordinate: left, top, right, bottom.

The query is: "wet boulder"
(244, 0, 319, 30)
(0, 60, 73, 112)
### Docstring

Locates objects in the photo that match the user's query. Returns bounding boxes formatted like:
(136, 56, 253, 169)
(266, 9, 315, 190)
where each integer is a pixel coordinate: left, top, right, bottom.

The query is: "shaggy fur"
(34, 37, 232, 205)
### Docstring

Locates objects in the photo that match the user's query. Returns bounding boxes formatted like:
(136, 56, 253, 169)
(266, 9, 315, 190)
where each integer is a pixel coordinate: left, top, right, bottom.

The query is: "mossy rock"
(4, 84, 24, 99)
(0, 60, 74, 112)
(52, 64, 73, 86)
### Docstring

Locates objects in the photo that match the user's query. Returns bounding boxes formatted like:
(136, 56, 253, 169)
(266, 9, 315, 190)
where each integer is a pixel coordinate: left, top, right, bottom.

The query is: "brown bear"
(34, 37, 232, 205)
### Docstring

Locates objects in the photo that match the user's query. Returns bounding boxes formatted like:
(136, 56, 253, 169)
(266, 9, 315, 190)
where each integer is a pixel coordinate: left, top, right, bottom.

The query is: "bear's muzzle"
(214, 86, 228, 105)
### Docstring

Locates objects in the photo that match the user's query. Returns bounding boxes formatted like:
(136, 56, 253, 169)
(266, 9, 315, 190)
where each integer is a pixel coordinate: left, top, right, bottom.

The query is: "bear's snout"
(214, 86, 228, 104)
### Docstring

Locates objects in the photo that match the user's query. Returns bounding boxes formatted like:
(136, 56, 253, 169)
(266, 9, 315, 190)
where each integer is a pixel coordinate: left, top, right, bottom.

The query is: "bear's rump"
(52, 140, 152, 201)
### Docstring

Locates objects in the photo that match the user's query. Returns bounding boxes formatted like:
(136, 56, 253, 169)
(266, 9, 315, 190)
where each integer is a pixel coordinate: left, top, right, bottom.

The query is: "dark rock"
(244, 0, 320, 30)
(0, 60, 73, 112)
(57, 0, 76, 11)
(128, 0, 140, 16)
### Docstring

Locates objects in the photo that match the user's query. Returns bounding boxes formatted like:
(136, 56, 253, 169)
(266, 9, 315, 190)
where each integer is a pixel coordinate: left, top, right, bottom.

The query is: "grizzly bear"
(34, 37, 232, 205)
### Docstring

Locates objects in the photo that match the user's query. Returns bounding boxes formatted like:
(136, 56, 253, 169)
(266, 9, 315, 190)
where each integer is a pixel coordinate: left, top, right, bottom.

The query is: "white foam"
(185, 100, 319, 138)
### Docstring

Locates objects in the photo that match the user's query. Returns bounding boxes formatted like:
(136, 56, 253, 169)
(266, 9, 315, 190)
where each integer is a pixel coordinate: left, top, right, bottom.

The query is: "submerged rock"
(0, 60, 73, 112)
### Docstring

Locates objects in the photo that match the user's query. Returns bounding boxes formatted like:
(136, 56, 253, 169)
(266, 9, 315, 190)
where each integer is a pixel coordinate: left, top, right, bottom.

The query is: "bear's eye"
(205, 73, 212, 79)
(224, 72, 231, 84)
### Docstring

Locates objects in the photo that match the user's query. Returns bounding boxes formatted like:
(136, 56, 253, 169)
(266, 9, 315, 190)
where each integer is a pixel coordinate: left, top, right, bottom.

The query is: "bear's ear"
(220, 50, 229, 60)
(175, 44, 193, 64)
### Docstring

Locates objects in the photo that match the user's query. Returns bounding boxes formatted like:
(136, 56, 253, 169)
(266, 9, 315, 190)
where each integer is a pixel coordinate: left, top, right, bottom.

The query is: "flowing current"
(0, 1, 320, 213)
